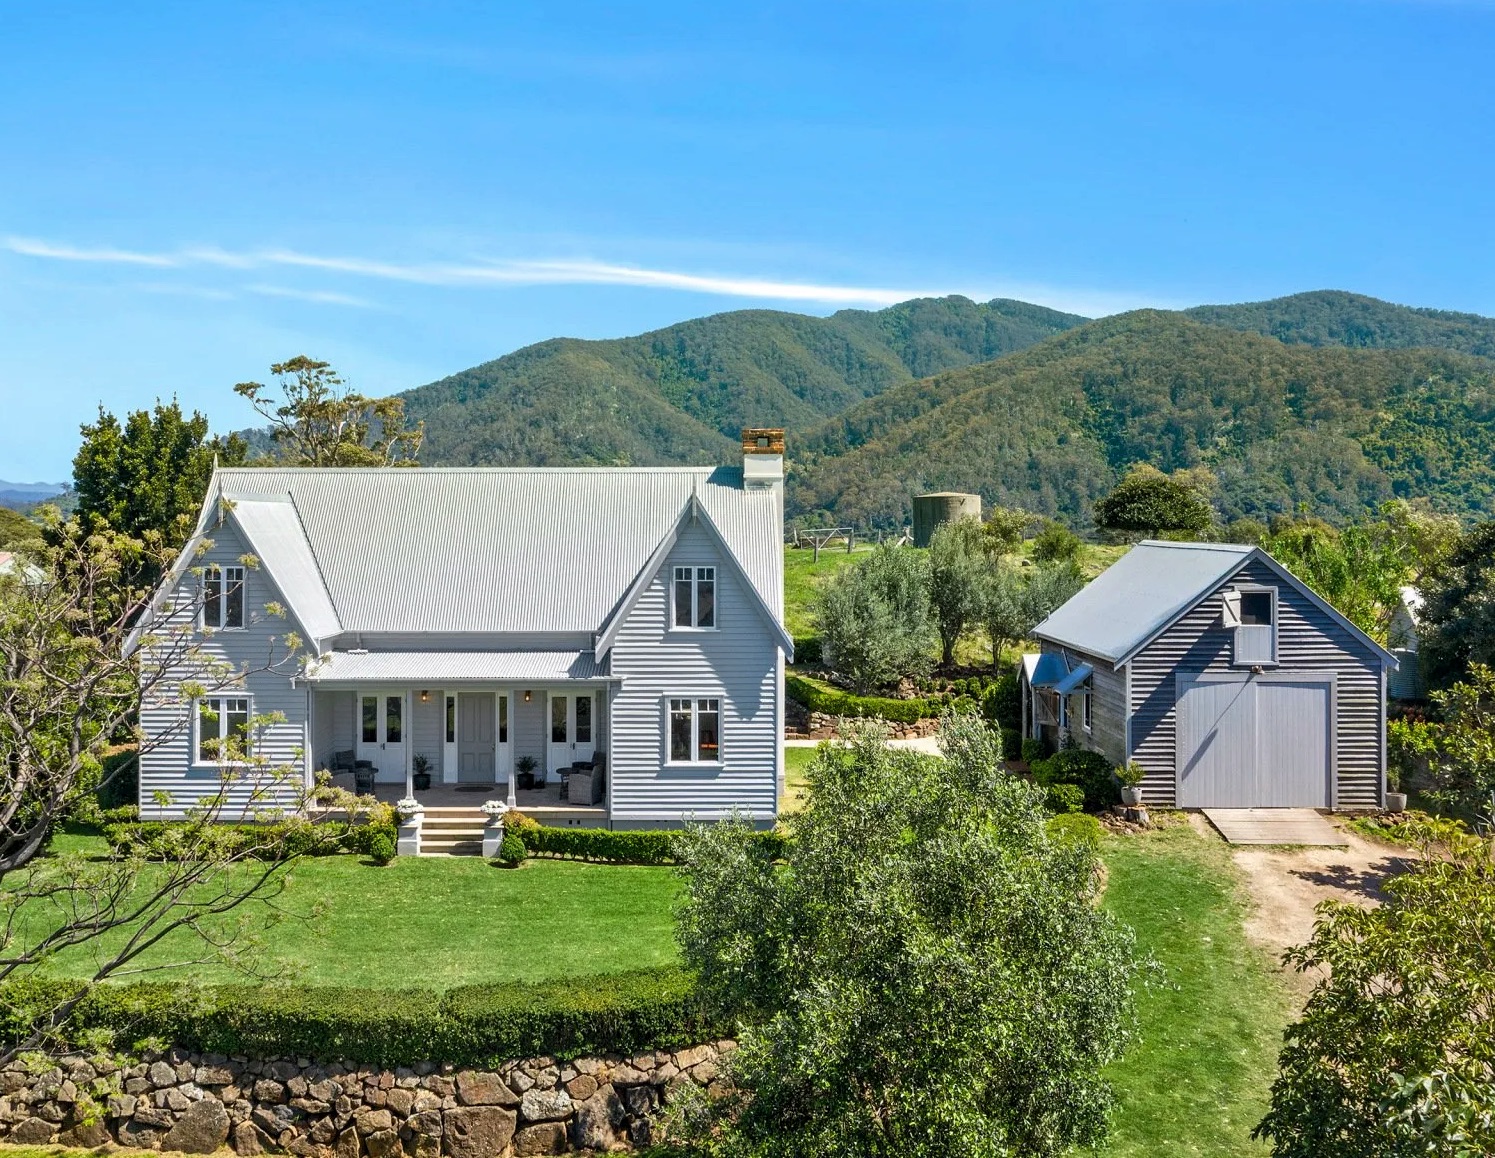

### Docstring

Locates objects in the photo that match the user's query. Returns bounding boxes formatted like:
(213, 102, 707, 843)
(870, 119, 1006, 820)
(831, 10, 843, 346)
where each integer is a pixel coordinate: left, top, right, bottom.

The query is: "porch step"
(416, 808, 488, 857)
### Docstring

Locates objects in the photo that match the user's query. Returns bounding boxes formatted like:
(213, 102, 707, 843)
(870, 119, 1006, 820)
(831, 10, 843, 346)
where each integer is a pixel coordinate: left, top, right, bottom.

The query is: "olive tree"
(1255, 823, 1495, 1157)
(928, 517, 987, 668)
(982, 560, 1084, 672)
(670, 715, 1143, 1158)
(815, 543, 934, 692)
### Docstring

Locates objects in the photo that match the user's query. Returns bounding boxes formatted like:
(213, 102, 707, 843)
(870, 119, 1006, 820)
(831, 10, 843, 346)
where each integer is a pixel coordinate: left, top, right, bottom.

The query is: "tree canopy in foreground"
(1255, 822, 1495, 1158)
(669, 716, 1142, 1158)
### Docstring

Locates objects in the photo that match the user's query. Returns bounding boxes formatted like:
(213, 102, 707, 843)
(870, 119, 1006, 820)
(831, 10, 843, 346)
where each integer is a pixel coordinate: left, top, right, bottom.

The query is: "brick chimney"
(741, 428, 785, 489)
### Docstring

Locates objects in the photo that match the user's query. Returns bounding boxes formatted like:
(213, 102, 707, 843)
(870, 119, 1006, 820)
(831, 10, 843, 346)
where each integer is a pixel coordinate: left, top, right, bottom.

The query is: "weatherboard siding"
(1036, 644, 1127, 766)
(139, 519, 312, 819)
(608, 521, 779, 824)
(1128, 559, 1384, 808)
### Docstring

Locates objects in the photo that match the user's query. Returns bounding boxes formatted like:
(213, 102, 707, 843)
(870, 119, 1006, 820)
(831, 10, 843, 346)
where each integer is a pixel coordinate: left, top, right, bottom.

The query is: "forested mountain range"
(403, 297, 1086, 467)
(387, 289, 1495, 526)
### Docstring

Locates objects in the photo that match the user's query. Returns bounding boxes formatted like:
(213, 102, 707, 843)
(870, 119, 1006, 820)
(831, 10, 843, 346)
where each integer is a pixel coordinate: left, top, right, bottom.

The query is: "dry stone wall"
(0, 1042, 733, 1155)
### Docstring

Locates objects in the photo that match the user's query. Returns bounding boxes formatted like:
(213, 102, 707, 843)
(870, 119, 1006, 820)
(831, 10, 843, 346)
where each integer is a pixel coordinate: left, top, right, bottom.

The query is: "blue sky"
(2, 0, 1493, 480)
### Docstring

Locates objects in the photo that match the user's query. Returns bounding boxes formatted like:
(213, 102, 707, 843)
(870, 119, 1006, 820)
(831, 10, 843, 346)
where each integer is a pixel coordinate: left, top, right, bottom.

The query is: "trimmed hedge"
(786, 673, 954, 724)
(1046, 812, 1104, 852)
(1031, 749, 1120, 812)
(101, 818, 398, 862)
(1, 968, 722, 1067)
(513, 821, 787, 866)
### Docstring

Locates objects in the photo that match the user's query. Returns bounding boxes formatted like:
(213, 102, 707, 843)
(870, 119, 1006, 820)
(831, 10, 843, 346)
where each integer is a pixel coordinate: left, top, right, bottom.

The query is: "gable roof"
(227, 499, 342, 642)
(1033, 540, 1397, 667)
(204, 466, 784, 644)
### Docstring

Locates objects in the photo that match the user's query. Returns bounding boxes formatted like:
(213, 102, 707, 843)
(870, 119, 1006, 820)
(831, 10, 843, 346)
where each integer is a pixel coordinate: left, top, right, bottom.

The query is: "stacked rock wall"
(0, 1042, 733, 1155)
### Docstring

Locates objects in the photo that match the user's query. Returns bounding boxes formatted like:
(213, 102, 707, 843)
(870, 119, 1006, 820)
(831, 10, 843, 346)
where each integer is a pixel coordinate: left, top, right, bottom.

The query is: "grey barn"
(1020, 541, 1397, 810)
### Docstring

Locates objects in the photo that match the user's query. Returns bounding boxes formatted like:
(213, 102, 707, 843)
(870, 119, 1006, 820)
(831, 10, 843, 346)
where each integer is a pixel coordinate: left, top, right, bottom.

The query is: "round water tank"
(912, 492, 982, 548)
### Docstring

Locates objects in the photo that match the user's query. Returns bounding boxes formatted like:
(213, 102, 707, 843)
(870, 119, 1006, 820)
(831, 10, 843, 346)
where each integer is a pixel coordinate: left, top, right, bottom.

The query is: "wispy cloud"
(244, 283, 378, 309)
(3, 234, 1160, 316)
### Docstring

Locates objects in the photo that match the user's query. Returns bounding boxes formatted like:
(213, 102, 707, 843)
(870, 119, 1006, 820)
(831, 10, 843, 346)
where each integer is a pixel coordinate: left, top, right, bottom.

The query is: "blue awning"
(1052, 663, 1094, 695)
(1022, 652, 1070, 688)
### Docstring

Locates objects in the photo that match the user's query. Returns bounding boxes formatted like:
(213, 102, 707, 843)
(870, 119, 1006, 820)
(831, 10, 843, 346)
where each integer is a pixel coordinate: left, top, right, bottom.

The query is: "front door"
(546, 691, 597, 775)
(457, 692, 495, 783)
(358, 692, 406, 783)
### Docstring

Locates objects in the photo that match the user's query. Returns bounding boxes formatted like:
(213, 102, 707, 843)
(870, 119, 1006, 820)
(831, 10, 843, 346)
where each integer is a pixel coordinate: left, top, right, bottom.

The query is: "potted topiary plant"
(516, 755, 538, 791)
(412, 754, 432, 792)
(1116, 761, 1146, 807)
(1385, 765, 1407, 814)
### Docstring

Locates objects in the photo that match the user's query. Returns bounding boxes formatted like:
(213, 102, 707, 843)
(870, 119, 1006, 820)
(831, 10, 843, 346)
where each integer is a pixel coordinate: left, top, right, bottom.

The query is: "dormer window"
(673, 566, 716, 629)
(1224, 585, 1277, 665)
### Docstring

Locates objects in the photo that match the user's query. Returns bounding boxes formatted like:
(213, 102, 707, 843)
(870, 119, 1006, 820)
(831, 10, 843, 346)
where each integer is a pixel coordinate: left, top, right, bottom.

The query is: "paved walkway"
(1202, 807, 1346, 846)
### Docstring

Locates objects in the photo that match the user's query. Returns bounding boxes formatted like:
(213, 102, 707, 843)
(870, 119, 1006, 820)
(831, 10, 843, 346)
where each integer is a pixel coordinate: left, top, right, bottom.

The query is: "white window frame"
(202, 565, 247, 631)
(1231, 584, 1279, 666)
(1082, 690, 1093, 732)
(671, 565, 718, 630)
(194, 694, 252, 766)
(1057, 693, 1068, 731)
(664, 696, 723, 765)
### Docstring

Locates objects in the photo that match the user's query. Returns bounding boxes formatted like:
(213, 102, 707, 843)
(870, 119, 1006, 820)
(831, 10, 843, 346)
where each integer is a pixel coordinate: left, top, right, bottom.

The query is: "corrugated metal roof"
(228, 499, 342, 641)
(1033, 541, 1255, 663)
(300, 649, 606, 683)
(212, 466, 782, 635)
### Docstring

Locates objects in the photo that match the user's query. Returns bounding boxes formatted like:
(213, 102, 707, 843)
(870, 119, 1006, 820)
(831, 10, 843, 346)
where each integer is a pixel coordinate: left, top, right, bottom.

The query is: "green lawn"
(783, 542, 875, 642)
(27, 836, 681, 988)
(783, 746, 816, 813)
(1098, 824, 1293, 1157)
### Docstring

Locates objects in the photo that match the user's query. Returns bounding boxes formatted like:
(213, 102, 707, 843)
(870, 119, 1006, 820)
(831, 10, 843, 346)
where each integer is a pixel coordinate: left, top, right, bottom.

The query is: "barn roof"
(1033, 540, 1397, 667)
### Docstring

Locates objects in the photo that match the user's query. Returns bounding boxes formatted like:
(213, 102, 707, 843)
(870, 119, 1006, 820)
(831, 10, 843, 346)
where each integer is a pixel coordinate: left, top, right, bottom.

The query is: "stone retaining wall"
(0, 1042, 732, 1156)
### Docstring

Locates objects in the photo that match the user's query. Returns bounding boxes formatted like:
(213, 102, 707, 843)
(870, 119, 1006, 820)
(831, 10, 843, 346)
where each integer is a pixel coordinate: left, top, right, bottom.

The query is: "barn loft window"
(1225, 586, 1278, 666)
(202, 566, 245, 630)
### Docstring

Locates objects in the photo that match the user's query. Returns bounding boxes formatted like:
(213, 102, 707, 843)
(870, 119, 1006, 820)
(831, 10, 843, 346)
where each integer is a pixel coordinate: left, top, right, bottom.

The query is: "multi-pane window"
(203, 566, 246, 630)
(672, 566, 716, 629)
(668, 697, 722, 763)
(197, 696, 250, 763)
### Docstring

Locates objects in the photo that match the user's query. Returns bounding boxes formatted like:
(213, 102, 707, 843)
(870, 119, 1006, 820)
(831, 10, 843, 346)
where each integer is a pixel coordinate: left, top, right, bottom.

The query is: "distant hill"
(0, 480, 66, 512)
(789, 311, 1495, 526)
(401, 297, 1087, 467)
(1184, 290, 1495, 358)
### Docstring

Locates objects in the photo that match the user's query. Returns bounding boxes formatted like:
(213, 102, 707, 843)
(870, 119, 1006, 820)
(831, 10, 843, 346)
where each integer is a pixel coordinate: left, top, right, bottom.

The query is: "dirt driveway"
(1192, 814, 1411, 997)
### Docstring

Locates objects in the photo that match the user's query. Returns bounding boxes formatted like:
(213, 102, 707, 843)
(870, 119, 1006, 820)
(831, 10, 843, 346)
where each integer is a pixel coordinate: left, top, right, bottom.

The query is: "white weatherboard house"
(1021, 541, 1398, 811)
(137, 430, 792, 832)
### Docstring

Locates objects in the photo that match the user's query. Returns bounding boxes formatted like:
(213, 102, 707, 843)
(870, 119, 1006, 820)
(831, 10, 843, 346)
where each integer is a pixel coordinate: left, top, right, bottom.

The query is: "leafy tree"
(928, 517, 986, 667)
(1255, 822, 1495, 1157)
(1093, 464, 1215, 539)
(1417, 664, 1495, 818)
(980, 559, 1083, 672)
(982, 505, 1033, 554)
(1030, 519, 1082, 564)
(670, 716, 1141, 1158)
(1418, 521, 1495, 692)
(72, 400, 244, 550)
(815, 544, 934, 692)
(0, 518, 376, 1061)
(235, 356, 424, 467)
(0, 507, 42, 551)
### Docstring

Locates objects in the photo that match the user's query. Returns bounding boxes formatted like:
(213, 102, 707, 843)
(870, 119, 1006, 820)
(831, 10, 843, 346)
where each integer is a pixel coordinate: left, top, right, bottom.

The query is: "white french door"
(358, 692, 406, 783)
(546, 691, 597, 776)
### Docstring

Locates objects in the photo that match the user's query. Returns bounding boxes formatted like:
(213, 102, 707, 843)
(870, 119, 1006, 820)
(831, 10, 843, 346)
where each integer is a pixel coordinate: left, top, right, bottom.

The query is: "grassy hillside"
(789, 311, 1495, 526)
(403, 296, 1086, 467)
